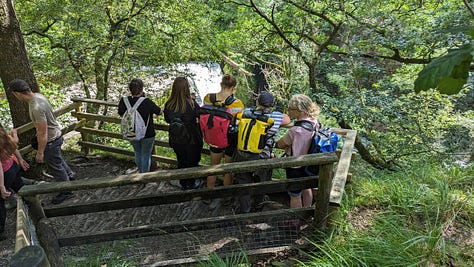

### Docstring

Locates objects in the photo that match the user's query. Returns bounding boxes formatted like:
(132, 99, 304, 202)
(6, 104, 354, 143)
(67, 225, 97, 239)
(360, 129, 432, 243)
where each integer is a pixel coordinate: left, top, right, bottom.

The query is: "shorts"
(209, 145, 235, 157)
(286, 166, 313, 197)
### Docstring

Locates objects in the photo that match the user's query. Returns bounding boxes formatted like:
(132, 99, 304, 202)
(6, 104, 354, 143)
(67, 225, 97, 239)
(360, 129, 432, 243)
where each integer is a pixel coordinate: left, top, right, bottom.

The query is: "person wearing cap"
(232, 91, 290, 213)
(8, 79, 75, 205)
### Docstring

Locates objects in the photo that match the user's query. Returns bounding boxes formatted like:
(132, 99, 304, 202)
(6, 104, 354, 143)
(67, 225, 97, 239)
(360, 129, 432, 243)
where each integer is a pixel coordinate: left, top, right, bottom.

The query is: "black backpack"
(168, 116, 191, 145)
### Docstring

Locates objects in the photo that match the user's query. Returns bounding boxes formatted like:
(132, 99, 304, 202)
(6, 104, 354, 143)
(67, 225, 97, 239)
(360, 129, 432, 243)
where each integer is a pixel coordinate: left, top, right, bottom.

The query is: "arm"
(9, 129, 29, 170)
(13, 149, 29, 171)
(280, 114, 292, 128)
(0, 164, 11, 199)
(34, 121, 48, 163)
(118, 98, 126, 116)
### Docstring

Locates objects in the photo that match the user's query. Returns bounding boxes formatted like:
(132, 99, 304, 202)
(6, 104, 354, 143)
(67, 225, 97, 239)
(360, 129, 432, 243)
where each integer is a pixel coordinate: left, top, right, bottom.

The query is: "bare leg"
(222, 154, 233, 186)
(290, 196, 302, 209)
(207, 151, 224, 188)
(302, 188, 313, 208)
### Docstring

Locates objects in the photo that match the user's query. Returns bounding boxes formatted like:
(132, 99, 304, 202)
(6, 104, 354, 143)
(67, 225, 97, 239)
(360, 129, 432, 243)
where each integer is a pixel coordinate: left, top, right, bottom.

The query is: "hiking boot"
(51, 192, 74, 204)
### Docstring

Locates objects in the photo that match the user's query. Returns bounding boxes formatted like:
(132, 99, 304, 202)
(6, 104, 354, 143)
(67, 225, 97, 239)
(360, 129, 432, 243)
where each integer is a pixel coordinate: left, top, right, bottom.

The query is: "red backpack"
(198, 94, 236, 148)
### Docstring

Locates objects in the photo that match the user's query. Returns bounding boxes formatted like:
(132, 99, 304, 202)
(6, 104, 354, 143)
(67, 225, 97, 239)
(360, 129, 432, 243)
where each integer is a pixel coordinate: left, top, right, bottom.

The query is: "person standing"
(276, 94, 320, 209)
(164, 77, 203, 190)
(233, 91, 291, 213)
(9, 79, 74, 205)
(118, 78, 162, 173)
(202, 74, 244, 189)
(0, 125, 28, 240)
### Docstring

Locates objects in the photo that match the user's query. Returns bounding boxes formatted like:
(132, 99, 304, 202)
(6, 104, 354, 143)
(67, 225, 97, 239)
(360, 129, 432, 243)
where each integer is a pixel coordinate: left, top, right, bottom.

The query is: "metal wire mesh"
(60, 208, 309, 266)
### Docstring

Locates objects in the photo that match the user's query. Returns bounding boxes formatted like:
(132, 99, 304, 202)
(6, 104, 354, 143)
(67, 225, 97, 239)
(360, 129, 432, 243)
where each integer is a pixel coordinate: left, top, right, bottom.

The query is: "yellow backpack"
(236, 109, 274, 154)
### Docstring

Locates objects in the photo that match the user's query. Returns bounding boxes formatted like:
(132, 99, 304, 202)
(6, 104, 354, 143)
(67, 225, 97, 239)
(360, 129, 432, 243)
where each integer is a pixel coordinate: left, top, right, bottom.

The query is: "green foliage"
(300, 157, 474, 266)
(196, 250, 250, 267)
(415, 44, 473, 95)
(64, 242, 140, 266)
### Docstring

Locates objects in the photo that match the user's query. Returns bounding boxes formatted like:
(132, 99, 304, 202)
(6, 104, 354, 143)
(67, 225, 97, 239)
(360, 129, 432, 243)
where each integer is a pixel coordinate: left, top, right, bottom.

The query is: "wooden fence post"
(23, 196, 63, 266)
(10, 245, 50, 267)
(313, 162, 334, 232)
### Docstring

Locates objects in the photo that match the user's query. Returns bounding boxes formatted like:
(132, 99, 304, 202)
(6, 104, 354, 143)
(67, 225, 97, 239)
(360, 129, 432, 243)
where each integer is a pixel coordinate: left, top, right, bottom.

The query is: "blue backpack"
(295, 120, 338, 176)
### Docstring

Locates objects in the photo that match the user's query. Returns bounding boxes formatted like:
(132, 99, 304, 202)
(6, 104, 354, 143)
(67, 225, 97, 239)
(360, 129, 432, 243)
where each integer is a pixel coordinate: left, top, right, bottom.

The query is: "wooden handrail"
(330, 129, 357, 206)
(71, 97, 118, 107)
(19, 153, 338, 196)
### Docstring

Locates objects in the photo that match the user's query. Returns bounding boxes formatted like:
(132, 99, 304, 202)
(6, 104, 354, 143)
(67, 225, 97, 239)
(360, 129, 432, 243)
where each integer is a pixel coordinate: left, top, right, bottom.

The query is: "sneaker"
(191, 179, 204, 189)
(51, 192, 74, 204)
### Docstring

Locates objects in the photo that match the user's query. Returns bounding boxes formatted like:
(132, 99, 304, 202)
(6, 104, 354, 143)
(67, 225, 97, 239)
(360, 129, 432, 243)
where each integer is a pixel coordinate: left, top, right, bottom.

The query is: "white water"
(62, 62, 223, 106)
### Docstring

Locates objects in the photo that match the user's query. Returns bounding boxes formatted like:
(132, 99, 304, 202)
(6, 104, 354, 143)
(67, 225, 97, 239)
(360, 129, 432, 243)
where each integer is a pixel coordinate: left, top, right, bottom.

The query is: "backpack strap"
(127, 97, 149, 127)
(209, 93, 236, 107)
(294, 120, 315, 132)
(123, 96, 132, 110)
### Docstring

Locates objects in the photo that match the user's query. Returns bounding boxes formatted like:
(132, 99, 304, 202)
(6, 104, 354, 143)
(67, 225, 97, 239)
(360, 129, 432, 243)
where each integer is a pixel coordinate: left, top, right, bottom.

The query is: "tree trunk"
(0, 0, 38, 143)
(338, 119, 391, 169)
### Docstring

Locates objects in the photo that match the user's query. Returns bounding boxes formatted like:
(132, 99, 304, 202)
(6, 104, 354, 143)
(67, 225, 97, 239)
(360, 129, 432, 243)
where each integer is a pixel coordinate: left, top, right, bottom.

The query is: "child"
(276, 94, 320, 209)
(0, 125, 29, 240)
(203, 74, 244, 188)
(164, 77, 204, 190)
(118, 78, 162, 173)
(233, 91, 290, 213)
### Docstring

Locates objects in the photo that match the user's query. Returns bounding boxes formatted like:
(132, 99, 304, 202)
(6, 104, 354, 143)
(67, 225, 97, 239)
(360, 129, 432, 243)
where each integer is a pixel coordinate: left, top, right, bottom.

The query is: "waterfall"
(175, 62, 223, 105)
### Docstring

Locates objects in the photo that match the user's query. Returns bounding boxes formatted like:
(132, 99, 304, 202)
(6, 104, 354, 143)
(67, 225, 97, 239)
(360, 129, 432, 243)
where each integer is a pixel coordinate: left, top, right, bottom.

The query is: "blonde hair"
(288, 94, 320, 119)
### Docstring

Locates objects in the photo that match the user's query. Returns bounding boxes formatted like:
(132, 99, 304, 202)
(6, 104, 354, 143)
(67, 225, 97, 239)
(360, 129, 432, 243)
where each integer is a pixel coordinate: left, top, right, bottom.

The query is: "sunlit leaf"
(414, 44, 473, 95)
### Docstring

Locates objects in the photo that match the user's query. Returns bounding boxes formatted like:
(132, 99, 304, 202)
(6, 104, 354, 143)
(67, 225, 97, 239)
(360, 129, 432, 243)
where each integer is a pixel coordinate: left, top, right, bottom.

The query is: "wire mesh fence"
(60, 207, 312, 266)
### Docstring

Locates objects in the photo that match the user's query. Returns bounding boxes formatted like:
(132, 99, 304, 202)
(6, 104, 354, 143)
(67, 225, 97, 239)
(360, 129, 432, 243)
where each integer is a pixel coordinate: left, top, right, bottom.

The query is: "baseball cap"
(8, 79, 30, 92)
(257, 91, 275, 107)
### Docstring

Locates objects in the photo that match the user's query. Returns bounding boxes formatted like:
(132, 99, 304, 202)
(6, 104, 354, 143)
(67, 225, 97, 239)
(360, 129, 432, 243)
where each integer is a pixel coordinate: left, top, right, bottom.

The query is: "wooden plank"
(314, 163, 334, 231)
(19, 153, 338, 196)
(23, 196, 46, 224)
(330, 129, 357, 206)
(77, 127, 211, 155)
(15, 198, 32, 252)
(57, 208, 315, 247)
(71, 112, 169, 131)
(19, 119, 86, 155)
(36, 219, 64, 267)
(71, 97, 118, 107)
(44, 177, 318, 217)
(77, 141, 178, 165)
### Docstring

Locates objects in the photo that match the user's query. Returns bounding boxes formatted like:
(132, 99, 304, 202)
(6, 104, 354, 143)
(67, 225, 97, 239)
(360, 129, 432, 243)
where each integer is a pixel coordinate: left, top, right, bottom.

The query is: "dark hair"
(165, 77, 194, 113)
(220, 74, 236, 89)
(129, 78, 144, 96)
(8, 79, 31, 93)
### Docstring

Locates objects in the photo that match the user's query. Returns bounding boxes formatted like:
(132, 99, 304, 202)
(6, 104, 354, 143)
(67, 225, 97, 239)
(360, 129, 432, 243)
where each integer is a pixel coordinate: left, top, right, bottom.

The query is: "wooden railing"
(12, 98, 357, 266)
